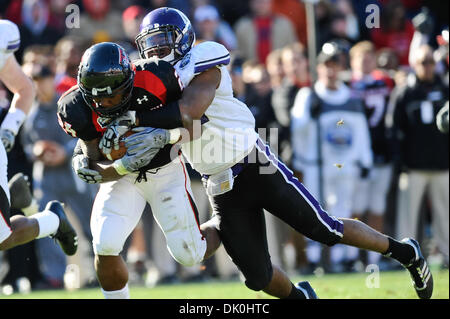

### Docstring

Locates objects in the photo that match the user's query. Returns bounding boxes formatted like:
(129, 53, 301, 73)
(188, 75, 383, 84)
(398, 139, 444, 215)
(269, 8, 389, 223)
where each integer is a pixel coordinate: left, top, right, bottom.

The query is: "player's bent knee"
(166, 235, 206, 267)
(244, 273, 272, 291)
(93, 240, 122, 256)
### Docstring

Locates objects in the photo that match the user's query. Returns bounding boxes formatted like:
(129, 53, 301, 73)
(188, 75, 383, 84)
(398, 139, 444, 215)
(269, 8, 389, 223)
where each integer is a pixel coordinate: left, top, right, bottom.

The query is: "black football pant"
(208, 138, 344, 291)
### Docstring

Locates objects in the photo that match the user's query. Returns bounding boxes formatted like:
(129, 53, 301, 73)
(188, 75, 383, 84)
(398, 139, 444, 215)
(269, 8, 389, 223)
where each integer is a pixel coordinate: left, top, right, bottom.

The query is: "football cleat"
(46, 201, 78, 256)
(296, 281, 319, 299)
(8, 173, 33, 210)
(401, 238, 433, 299)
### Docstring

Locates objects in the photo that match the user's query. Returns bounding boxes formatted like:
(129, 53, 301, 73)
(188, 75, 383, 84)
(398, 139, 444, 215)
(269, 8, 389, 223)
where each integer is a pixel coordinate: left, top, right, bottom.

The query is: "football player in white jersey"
(0, 19, 77, 255)
(98, 8, 434, 299)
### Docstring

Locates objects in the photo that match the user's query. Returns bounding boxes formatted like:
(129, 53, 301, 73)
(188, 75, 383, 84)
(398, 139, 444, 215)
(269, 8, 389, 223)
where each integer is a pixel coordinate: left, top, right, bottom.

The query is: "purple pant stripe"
(255, 139, 344, 237)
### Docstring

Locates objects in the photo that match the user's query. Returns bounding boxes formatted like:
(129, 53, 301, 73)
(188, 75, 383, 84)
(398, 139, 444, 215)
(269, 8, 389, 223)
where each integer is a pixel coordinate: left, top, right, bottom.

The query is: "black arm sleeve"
(136, 100, 183, 129)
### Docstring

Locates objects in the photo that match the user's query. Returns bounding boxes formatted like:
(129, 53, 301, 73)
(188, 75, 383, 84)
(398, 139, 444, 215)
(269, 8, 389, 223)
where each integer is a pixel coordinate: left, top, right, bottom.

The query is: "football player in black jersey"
(57, 42, 219, 299)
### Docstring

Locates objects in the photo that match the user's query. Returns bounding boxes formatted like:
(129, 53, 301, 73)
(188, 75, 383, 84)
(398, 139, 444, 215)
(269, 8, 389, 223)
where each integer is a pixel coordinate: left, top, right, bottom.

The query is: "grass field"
(1, 269, 448, 299)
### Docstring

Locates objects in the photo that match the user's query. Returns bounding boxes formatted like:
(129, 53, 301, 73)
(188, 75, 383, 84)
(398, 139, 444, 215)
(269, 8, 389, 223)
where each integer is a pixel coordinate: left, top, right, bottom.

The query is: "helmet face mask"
(136, 26, 179, 61)
(78, 42, 135, 119)
(136, 7, 195, 64)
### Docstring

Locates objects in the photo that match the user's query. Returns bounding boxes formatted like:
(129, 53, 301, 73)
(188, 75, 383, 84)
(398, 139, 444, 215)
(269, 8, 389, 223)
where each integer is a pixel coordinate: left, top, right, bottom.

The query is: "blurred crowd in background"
(0, 0, 448, 294)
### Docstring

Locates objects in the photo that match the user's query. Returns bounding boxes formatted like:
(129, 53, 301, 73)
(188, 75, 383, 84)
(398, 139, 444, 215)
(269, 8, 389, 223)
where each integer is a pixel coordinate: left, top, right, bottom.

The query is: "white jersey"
(174, 41, 258, 175)
(0, 19, 20, 71)
(291, 81, 373, 176)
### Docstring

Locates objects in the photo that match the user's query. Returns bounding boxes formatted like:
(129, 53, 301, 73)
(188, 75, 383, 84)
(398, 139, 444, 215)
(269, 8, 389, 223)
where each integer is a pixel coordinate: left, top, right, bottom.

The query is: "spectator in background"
(22, 44, 55, 73)
(21, 64, 97, 289)
(315, 0, 335, 51)
(234, 0, 297, 64)
(265, 48, 285, 90)
(53, 36, 85, 96)
(371, 0, 415, 66)
(193, 4, 237, 52)
(349, 41, 395, 268)
(69, 0, 125, 44)
(377, 48, 400, 75)
(120, 5, 146, 61)
(271, 42, 309, 165)
(335, 0, 359, 42)
(291, 44, 372, 273)
(228, 54, 245, 101)
(16, 0, 64, 63)
(388, 44, 449, 266)
(435, 28, 449, 86)
(47, 0, 72, 31)
(243, 62, 277, 136)
(271, 0, 307, 46)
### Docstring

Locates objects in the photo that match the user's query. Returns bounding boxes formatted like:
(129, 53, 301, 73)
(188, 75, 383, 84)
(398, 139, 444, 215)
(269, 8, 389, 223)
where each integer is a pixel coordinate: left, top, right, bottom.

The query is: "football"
(100, 131, 134, 161)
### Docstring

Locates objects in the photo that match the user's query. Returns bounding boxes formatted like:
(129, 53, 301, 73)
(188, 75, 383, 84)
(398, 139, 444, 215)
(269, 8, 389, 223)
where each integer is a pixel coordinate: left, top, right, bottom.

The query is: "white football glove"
(123, 127, 170, 155)
(0, 129, 16, 152)
(72, 153, 103, 184)
(99, 111, 137, 156)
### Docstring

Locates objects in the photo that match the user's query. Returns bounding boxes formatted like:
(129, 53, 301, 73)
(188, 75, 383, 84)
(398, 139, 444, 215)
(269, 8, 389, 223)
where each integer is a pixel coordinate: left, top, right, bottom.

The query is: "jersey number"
(365, 94, 386, 127)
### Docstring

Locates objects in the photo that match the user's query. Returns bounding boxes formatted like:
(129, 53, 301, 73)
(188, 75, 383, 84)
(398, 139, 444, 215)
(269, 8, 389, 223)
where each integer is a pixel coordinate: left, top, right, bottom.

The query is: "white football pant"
(91, 155, 207, 267)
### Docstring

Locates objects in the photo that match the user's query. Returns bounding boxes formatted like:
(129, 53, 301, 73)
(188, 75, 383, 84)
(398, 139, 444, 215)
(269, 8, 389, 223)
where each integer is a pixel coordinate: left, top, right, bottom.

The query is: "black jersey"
(350, 70, 394, 164)
(57, 59, 183, 170)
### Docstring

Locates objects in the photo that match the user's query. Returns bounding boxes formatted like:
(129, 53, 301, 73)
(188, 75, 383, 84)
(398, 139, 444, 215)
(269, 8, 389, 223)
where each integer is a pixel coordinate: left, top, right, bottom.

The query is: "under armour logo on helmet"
(137, 95, 148, 104)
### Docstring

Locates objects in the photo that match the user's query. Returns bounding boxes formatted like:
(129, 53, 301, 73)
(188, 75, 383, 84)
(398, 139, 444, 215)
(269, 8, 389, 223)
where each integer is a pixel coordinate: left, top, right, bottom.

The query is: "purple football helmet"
(135, 7, 195, 64)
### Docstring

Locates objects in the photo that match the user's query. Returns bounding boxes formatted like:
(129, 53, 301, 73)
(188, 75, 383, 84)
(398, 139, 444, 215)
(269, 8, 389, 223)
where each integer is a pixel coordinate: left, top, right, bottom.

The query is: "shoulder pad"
(0, 20, 20, 53)
(57, 87, 101, 141)
(191, 41, 231, 74)
(0, 20, 20, 69)
(133, 58, 183, 104)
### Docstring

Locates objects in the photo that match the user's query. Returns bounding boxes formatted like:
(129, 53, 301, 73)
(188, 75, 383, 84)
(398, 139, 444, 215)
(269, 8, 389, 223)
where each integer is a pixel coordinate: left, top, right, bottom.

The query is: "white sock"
(101, 284, 130, 299)
(30, 210, 60, 238)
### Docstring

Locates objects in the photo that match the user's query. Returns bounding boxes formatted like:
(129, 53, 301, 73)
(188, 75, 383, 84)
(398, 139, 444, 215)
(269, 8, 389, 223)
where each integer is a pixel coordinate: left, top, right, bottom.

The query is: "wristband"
(113, 159, 129, 175)
(168, 128, 181, 144)
(1, 108, 27, 135)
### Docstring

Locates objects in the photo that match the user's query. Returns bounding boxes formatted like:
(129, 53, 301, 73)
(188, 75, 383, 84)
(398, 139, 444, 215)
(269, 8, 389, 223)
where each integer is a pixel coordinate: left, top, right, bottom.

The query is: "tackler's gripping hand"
(0, 129, 16, 152)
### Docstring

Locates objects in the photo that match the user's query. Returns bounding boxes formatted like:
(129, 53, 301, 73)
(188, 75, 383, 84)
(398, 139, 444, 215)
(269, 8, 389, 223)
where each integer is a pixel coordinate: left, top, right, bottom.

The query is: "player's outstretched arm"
(0, 55, 36, 151)
(133, 67, 221, 142)
(0, 55, 35, 115)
